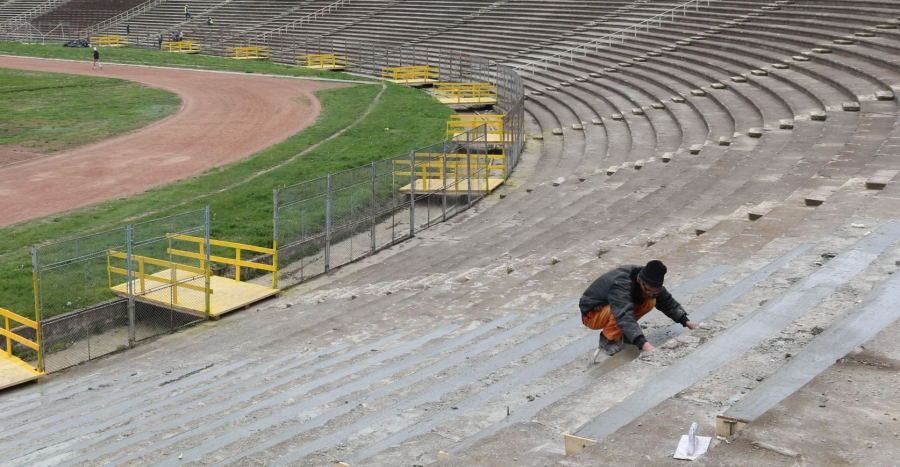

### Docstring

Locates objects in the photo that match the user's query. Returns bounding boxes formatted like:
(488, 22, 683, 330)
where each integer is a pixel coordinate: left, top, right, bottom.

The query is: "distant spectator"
(184, 5, 191, 19)
(92, 46, 102, 70)
(125, 23, 130, 35)
(178, 31, 185, 41)
(157, 31, 164, 48)
(173, 31, 179, 42)
(206, 17, 214, 26)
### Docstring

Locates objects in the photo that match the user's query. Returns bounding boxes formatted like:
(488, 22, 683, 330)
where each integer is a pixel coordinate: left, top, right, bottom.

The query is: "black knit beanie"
(638, 260, 667, 288)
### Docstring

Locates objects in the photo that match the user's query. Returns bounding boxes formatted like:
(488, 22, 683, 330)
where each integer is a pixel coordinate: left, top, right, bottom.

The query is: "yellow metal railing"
(163, 40, 202, 53)
(297, 53, 347, 69)
(90, 35, 128, 47)
(166, 234, 278, 289)
(432, 82, 498, 104)
(226, 46, 271, 60)
(1, 306, 42, 373)
(108, 250, 213, 304)
(446, 114, 505, 142)
(392, 151, 505, 192)
(381, 65, 440, 83)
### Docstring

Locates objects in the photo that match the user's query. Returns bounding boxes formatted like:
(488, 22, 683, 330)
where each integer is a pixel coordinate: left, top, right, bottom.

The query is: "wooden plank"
(0, 354, 42, 391)
(398, 178, 504, 194)
(112, 269, 277, 319)
(564, 433, 596, 456)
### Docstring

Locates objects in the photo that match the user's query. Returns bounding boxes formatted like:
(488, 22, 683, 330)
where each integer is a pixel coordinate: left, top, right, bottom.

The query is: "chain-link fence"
(270, 38, 525, 288)
(33, 228, 128, 373)
(130, 208, 209, 343)
(32, 209, 210, 373)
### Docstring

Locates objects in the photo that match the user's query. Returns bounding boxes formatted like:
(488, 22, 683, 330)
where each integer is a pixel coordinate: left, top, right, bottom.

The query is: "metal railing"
(513, 0, 714, 73)
(76, 0, 166, 38)
(0, 0, 72, 31)
(248, 0, 350, 44)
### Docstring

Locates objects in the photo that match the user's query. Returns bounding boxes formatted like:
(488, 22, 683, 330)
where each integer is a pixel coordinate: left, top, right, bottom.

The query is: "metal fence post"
(466, 130, 472, 205)
(30, 246, 43, 373)
(409, 150, 416, 236)
(126, 225, 135, 347)
(204, 206, 212, 319)
(442, 140, 448, 222)
(325, 174, 333, 272)
(371, 161, 377, 253)
(273, 188, 279, 289)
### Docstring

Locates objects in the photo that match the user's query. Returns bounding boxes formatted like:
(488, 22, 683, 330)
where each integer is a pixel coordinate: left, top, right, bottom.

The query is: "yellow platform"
(111, 268, 278, 319)
(0, 354, 42, 391)
(439, 96, 498, 105)
(399, 177, 504, 194)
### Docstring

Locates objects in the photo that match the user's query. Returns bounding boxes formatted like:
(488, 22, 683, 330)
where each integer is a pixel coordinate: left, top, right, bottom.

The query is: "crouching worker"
(580, 260, 697, 362)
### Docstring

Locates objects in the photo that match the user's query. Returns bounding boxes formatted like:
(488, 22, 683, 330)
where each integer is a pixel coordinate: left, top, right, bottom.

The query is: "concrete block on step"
(551, 128, 563, 135)
(632, 107, 645, 116)
(748, 202, 773, 221)
(805, 185, 839, 206)
(731, 76, 748, 83)
(694, 219, 718, 236)
(876, 24, 898, 29)
(605, 67, 619, 73)
(618, 62, 632, 67)
(647, 51, 661, 57)
(545, 86, 557, 91)
(750, 69, 768, 76)
(718, 136, 731, 146)
(779, 119, 794, 129)
(633, 57, 647, 62)
(690, 144, 703, 154)
(866, 170, 898, 190)
(833, 38, 854, 45)
(672, 95, 686, 103)
(532, 134, 544, 140)
(842, 102, 860, 111)
(810, 110, 827, 121)
(589, 72, 602, 78)
(634, 159, 644, 169)
(812, 47, 832, 54)
(876, 91, 895, 101)
(619, 161, 633, 169)
(611, 114, 624, 121)
(676, 40, 692, 46)
(691, 35, 706, 40)
(560, 82, 572, 87)
(662, 152, 673, 162)
(591, 117, 604, 125)
(662, 46, 677, 52)
(749, 128, 763, 138)
(792, 55, 810, 61)
(572, 123, 584, 130)
(607, 166, 618, 175)
(735, 17, 752, 22)
(855, 31, 876, 37)
(711, 82, 727, 89)
(574, 77, 587, 82)
(761, 5, 779, 10)
(772, 63, 789, 69)
(530, 90, 544, 96)
(691, 89, 707, 96)
(651, 102, 665, 109)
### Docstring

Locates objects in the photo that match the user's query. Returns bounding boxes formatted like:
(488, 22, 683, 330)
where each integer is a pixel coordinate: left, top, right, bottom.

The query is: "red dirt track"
(0, 56, 344, 227)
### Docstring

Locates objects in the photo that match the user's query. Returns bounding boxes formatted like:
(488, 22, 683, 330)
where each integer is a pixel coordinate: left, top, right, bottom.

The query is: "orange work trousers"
(582, 298, 656, 341)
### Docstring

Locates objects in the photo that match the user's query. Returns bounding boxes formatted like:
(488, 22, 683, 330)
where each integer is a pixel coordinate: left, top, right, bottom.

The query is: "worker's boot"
(598, 334, 624, 357)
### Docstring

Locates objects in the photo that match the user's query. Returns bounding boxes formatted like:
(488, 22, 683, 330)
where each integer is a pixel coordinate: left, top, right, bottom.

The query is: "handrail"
(0, 0, 71, 31)
(248, 0, 350, 44)
(512, 0, 714, 72)
(167, 234, 277, 288)
(77, 0, 166, 38)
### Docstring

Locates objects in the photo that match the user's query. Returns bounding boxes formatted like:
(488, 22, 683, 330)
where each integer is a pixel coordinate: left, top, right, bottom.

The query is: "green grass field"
(0, 41, 370, 80)
(0, 41, 453, 319)
(0, 68, 180, 153)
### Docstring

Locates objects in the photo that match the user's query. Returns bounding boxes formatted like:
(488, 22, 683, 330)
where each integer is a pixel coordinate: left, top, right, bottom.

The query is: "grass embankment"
(0, 41, 369, 80)
(0, 42, 454, 319)
(0, 68, 180, 152)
